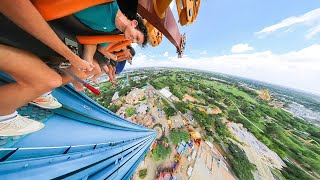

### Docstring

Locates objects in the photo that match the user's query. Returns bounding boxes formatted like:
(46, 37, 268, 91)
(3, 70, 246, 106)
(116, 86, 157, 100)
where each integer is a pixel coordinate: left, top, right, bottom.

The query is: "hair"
(134, 14, 149, 47)
(127, 46, 136, 57)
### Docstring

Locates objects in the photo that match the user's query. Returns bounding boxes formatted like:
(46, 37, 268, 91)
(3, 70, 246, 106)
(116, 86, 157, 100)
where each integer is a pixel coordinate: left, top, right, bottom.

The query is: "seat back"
(32, 0, 114, 21)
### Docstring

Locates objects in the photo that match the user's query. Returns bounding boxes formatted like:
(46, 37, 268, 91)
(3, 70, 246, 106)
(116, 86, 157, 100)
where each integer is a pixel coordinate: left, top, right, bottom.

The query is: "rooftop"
(159, 88, 173, 98)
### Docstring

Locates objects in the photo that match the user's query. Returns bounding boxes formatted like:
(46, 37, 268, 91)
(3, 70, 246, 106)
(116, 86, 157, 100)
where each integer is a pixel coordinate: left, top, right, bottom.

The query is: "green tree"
(228, 142, 255, 180)
(214, 119, 231, 139)
(164, 107, 176, 117)
(125, 107, 136, 117)
(152, 143, 172, 161)
(174, 101, 187, 114)
(118, 86, 131, 96)
(139, 169, 148, 179)
(170, 130, 190, 144)
(281, 162, 313, 180)
(109, 104, 120, 113)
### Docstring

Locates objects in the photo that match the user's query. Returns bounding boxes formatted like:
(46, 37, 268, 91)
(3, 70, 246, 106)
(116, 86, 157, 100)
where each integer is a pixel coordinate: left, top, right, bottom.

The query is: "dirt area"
(197, 107, 206, 112)
(196, 105, 222, 115)
(228, 122, 278, 179)
(153, 125, 163, 140)
(182, 94, 199, 103)
(148, 99, 170, 137)
(257, 89, 271, 101)
(132, 152, 157, 180)
(242, 145, 274, 179)
(213, 142, 227, 157)
(190, 142, 236, 180)
(125, 88, 145, 104)
(169, 115, 184, 129)
(207, 107, 222, 114)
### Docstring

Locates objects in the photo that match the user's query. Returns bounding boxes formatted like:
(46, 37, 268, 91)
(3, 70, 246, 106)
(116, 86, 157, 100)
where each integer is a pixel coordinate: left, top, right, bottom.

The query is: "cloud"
(256, 8, 320, 38)
(231, 43, 254, 53)
(200, 50, 207, 55)
(128, 44, 320, 95)
(131, 43, 138, 48)
(170, 1, 174, 10)
(163, 51, 169, 57)
(306, 24, 320, 39)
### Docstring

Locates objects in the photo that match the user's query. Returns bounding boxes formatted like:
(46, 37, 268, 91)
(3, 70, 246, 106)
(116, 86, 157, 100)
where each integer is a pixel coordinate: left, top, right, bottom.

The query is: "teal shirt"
(74, 2, 119, 47)
(100, 42, 109, 48)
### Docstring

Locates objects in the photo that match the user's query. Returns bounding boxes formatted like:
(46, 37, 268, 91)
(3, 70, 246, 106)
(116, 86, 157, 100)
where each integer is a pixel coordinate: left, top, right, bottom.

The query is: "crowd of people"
(0, 1, 148, 136)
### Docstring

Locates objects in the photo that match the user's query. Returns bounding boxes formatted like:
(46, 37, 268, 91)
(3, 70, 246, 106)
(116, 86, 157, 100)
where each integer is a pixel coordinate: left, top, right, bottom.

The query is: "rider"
(0, 1, 94, 136)
(93, 45, 136, 84)
(70, 2, 148, 91)
(0, 1, 147, 136)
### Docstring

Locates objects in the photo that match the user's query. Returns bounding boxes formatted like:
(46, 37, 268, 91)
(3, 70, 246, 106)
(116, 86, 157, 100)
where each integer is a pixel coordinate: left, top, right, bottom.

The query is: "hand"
(69, 56, 95, 71)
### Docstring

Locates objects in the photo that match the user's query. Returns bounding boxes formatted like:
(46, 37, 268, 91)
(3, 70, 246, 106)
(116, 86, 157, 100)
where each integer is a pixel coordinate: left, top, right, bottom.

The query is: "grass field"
(202, 80, 257, 104)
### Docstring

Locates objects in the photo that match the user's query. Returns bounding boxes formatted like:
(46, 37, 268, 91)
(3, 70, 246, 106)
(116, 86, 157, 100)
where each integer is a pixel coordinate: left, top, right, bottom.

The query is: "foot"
(30, 93, 62, 109)
(91, 76, 99, 85)
(0, 114, 45, 136)
(72, 80, 84, 92)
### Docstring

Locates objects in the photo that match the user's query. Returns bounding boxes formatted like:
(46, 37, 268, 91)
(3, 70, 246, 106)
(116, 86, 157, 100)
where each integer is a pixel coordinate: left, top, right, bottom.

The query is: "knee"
(41, 72, 63, 91)
(47, 74, 63, 90)
(32, 72, 62, 92)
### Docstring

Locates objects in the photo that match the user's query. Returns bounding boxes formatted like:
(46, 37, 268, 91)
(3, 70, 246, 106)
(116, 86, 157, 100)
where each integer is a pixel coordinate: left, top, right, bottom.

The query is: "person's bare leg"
(0, 44, 62, 115)
(60, 60, 101, 92)
(91, 71, 103, 85)
(83, 44, 97, 66)
(112, 65, 117, 81)
(60, 65, 87, 92)
(107, 65, 115, 83)
(91, 64, 109, 85)
(87, 59, 102, 85)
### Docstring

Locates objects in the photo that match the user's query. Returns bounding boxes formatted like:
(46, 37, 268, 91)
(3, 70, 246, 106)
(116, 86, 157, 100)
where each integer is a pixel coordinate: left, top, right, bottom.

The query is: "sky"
(128, 0, 320, 95)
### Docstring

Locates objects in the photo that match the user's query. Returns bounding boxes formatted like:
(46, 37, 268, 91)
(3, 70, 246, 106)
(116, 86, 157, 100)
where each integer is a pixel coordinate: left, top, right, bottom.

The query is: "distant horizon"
(129, 2, 320, 97)
(125, 66, 320, 97)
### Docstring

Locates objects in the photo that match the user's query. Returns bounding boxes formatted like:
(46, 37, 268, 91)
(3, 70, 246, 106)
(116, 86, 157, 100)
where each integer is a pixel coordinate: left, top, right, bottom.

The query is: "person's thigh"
(0, 44, 61, 85)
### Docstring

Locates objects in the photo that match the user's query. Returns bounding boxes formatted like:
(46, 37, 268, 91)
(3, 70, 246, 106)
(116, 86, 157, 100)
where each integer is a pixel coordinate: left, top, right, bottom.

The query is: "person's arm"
(98, 46, 118, 61)
(0, 0, 93, 71)
(117, 56, 127, 62)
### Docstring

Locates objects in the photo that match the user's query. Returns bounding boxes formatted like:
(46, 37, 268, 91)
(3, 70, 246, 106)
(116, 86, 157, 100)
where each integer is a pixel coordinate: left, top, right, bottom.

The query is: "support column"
(153, 0, 173, 19)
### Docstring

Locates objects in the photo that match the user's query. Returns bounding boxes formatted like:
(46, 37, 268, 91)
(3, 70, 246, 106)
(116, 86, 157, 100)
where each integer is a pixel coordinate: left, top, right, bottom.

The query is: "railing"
(0, 134, 156, 179)
(0, 134, 151, 162)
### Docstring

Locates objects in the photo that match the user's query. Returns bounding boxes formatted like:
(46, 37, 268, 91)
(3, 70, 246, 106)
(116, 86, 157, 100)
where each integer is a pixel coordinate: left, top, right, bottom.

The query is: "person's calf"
(82, 44, 97, 67)
(91, 70, 104, 85)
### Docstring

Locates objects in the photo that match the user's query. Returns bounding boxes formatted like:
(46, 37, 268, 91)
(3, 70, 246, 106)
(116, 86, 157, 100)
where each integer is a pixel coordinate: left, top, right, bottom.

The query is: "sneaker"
(30, 94, 62, 109)
(0, 115, 45, 136)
